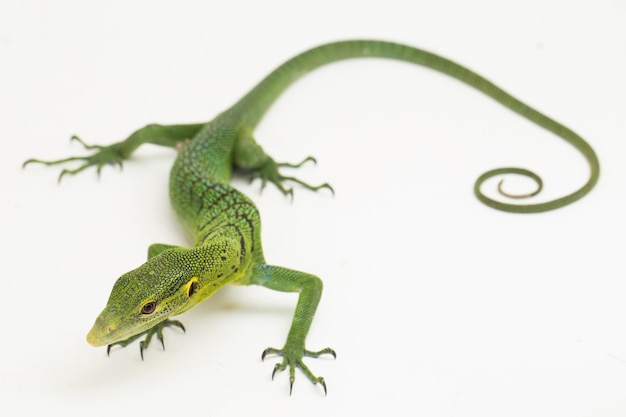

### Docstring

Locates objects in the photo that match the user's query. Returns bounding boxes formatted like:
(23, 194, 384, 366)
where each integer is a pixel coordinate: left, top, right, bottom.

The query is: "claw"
(277, 156, 317, 169)
(271, 362, 282, 380)
(320, 377, 327, 396)
(262, 347, 280, 361)
(305, 347, 337, 359)
(158, 334, 165, 350)
(58, 163, 91, 183)
(71, 135, 103, 150)
(282, 176, 334, 195)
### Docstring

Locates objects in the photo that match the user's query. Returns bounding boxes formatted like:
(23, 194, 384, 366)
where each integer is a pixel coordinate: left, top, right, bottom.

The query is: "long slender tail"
(230, 40, 599, 213)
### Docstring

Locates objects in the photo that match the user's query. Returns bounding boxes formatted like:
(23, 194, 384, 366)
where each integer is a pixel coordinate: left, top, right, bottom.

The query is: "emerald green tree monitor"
(25, 40, 599, 395)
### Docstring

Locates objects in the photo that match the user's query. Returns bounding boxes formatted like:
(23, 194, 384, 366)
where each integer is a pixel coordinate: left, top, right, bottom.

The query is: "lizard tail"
(229, 40, 598, 213)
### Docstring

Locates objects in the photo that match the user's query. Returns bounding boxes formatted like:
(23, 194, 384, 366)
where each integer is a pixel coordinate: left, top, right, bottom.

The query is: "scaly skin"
(24, 40, 599, 395)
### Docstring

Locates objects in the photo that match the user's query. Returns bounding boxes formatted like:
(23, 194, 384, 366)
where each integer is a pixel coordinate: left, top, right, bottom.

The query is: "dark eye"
(141, 301, 157, 315)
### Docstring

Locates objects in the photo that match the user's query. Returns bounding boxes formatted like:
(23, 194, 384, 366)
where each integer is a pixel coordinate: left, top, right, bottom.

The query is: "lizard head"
(86, 248, 201, 347)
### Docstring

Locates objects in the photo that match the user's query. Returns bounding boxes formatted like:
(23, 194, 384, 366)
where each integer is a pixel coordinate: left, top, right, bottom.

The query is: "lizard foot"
(262, 345, 336, 395)
(23, 135, 127, 182)
(249, 156, 334, 198)
(106, 319, 186, 360)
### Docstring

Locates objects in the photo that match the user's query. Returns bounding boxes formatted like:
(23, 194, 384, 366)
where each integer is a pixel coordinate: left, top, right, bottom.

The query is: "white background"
(2, 0, 626, 416)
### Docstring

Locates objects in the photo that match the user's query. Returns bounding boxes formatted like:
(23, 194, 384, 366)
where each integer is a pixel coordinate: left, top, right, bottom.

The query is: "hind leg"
(24, 123, 206, 181)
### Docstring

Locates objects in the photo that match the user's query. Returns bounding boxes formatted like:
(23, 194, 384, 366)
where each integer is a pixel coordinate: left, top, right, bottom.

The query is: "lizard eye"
(141, 301, 157, 315)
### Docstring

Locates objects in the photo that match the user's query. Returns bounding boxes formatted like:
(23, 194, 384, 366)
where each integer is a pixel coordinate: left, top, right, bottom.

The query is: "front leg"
(249, 264, 336, 395)
(106, 319, 186, 360)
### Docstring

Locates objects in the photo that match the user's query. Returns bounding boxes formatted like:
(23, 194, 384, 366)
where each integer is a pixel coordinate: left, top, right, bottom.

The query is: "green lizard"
(24, 40, 599, 395)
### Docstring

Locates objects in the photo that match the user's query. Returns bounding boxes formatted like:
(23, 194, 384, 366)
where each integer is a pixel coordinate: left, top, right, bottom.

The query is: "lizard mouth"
(86, 322, 118, 347)
(86, 317, 135, 347)
(86, 329, 104, 346)
(86, 323, 141, 347)
(86, 313, 160, 347)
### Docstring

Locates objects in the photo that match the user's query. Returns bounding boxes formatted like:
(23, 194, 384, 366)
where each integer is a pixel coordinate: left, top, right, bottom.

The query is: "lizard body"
(25, 40, 599, 394)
